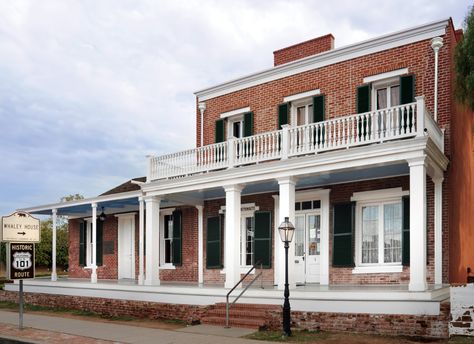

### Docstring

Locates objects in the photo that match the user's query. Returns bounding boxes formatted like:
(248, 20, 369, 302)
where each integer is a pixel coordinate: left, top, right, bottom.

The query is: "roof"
(100, 177, 146, 196)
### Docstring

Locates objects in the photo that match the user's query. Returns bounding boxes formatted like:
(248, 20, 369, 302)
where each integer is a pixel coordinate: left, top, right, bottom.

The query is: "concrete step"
(213, 303, 281, 311)
(201, 316, 267, 330)
(206, 308, 268, 319)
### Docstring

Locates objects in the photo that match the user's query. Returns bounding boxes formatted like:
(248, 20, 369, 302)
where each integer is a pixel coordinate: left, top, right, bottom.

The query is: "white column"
(224, 184, 243, 289)
(145, 196, 161, 286)
(91, 203, 98, 284)
(319, 190, 330, 285)
(138, 197, 145, 285)
(408, 159, 427, 291)
(51, 208, 58, 282)
(272, 195, 280, 286)
(433, 176, 444, 285)
(196, 205, 204, 284)
(278, 177, 296, 290)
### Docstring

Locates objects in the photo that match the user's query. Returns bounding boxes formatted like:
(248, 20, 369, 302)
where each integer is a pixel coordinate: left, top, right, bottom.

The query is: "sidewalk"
(0, 310, 262, 344)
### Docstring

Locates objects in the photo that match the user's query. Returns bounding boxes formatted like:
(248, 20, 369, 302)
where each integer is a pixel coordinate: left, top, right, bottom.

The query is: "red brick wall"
(273, 34, 334, 66)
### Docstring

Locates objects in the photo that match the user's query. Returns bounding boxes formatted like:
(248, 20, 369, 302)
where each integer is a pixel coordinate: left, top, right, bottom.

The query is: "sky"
(0, 0, 471, 216)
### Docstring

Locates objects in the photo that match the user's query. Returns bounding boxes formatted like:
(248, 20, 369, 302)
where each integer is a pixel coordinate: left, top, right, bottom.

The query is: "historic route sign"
(9, 243, 35, 280)
(1, 212, 40, 243)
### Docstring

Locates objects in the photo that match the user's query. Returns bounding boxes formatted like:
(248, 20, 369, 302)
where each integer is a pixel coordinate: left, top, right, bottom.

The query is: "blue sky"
(0, 0, 470, 215)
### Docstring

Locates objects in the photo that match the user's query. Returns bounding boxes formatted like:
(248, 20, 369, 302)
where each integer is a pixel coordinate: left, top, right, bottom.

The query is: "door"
(118, 216, 135, 279)
(293, 212, 321, 284)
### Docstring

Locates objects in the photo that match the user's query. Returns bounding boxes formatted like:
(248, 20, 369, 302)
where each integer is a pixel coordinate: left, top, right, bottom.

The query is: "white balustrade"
(148, 98, 443, 181)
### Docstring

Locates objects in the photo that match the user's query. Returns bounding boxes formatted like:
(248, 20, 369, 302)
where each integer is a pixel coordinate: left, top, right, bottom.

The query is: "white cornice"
(195, 19, 449, 101)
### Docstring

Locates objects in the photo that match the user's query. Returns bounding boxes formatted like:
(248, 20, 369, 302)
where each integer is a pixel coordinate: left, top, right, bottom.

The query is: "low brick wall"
(0, 290, 449, 338)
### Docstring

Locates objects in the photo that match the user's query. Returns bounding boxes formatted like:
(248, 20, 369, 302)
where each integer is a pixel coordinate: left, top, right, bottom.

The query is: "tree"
(455, 5, 474, 111)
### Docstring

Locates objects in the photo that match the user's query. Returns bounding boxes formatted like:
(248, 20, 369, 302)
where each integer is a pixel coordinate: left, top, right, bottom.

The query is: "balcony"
(148, 96, 443, 182)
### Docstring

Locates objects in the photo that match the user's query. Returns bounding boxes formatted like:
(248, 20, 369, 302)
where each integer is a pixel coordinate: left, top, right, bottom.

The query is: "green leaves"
(455, 6, 474, 111)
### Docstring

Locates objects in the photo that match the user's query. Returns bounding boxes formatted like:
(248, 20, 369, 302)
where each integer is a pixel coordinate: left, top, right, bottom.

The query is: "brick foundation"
(0, 290, 449, 338)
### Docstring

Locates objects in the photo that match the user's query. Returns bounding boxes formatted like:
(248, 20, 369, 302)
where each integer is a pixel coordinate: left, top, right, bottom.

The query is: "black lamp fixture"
(99, 207, 106, 221)
(278, 216, 295, 337)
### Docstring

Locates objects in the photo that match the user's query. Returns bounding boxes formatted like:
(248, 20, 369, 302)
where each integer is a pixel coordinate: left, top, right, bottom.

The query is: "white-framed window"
(163, 214, 173, 264)
(85, 220, 94, 267)
(228, 115, 244, 139)
(371, 77, 400, 110)
(352, 188, 407, 274)
(240, 215, 255, 266)
(291, 99, 313, 126)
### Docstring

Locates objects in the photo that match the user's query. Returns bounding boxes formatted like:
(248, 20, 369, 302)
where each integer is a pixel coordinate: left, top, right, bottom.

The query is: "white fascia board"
(143, 138, 429, 196)
(284, 89, 321, 103)
(195, 19, 448, 102)
(18, 190, 142, 214)
(220, 106, 251, 119)
(363, 68, 409, 84)
(351, 187, 409, 202)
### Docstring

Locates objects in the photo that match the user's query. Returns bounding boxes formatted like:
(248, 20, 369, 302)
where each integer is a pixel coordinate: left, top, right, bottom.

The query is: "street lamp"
(278, 216, 295, 337)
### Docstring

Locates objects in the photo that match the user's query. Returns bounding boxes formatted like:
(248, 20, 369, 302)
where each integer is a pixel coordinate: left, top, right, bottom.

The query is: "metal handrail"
(225, 261, 264, 328)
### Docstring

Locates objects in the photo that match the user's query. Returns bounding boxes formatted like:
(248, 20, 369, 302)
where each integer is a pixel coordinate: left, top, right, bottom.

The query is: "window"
(291, 99, 313, 126)
(86, 221, 94, 267)
(372, 78, 400, 110)
(164, 214, 173, 264)
(358, 200, 402, 266)
(228, 115, 244, 139)
(240, 216, 255, 266)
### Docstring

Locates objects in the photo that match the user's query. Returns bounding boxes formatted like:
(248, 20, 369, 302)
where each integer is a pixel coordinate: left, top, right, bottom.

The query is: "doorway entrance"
(294, 212, 321, 284)
(118, 215, 135, 279)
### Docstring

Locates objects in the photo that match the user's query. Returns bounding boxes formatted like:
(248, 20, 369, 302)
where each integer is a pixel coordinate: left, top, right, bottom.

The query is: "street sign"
(9, 243, 35, 280)
(1, 211, 40, 243)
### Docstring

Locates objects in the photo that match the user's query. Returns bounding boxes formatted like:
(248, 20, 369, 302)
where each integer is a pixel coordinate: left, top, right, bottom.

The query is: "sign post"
(1, 212, 39, 330)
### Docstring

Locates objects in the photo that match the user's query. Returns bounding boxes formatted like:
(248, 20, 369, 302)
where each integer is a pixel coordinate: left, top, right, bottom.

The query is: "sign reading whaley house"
(9, 243, 35, 280)
(1, 211, 40, 243)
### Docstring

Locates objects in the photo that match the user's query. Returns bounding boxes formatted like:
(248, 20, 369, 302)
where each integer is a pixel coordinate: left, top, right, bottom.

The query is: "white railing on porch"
(148, 96, 443, 181)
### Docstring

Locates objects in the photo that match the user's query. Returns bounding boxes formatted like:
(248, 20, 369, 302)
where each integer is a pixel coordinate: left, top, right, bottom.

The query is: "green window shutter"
(333, 202, 355, 267)
(402, 196, 410, 266)
(206, 216, 222, 269)
(254, 211, 272, 268)
(356, 84, 371, 113)
(278, 103, 289, 129)
(312, 95, 325, 122)
(400, 75, 415, 104)
(96, 220, 103, 267)
(215, 119, 225, 143)
(172, 210, 182, 266)
(243, 112, 254, 137)
(79, 221, 86, 266)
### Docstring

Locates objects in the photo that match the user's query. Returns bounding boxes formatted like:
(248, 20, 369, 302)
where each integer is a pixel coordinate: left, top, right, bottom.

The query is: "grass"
(245, 330, 330, 342)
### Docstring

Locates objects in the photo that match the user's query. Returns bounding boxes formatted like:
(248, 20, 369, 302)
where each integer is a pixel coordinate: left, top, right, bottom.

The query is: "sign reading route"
(9, 243, 35, 280)
(1, 211, 40, 243)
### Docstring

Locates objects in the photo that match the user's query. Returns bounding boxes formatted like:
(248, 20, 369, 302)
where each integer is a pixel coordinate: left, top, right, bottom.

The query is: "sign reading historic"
(1, 211, 40, 243)
(9, 243, 35, 280)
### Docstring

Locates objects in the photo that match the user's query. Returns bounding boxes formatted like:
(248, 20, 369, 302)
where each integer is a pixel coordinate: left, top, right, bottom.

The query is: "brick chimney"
(273, 34, 335, 66)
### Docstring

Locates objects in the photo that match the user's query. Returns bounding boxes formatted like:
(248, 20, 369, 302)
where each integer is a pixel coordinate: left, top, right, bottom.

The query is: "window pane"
(302, 201, 312, 210)
(245, 217, 254, 266)
(377, 89, 387, 109)
(362, 206, 379, 263)
(297, 106, 305, 126)
(233, 121, 242, 138)
(294, 215, 305, 256)
(308, 215, 320, 255)
(384, 203, 402, 263)
(391, 85, 400, 107)
(308, 105, 313, 122)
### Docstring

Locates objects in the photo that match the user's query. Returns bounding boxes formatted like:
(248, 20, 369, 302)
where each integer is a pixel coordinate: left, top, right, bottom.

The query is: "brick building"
(7, 18, 474, 337)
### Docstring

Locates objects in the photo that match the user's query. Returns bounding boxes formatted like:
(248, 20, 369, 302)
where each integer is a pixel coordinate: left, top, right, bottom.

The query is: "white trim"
(284, 89, 320, 103)
(220, 107, 250, 119)
(114, 213, 136, 218)
(195, 19, 448, 101)
(159, 264, 176, 270)
(363, 68, 409, 84)
(219, 203, 259, 214)
(351, 187, 409, 202)
(352, 265, 403, 274)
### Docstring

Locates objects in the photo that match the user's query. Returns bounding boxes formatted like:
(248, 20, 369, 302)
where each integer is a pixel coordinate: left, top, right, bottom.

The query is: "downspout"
(198, 102, 206, 147)
(431, 37, 443, 122)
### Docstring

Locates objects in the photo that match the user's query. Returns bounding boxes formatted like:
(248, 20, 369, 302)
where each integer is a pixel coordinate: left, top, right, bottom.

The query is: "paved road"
(0, 310, 263, 344)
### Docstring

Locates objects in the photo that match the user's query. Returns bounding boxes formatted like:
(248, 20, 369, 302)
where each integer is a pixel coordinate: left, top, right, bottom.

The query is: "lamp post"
(278, 216, 295, 337)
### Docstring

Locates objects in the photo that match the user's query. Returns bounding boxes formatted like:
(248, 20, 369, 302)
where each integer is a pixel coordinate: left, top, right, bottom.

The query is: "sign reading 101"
(9, 243, 35, 280)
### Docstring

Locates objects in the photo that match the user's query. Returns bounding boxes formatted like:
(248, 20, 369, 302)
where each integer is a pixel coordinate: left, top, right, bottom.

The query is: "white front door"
(294, 212, 321, 284)
(118, 216, 135, 279)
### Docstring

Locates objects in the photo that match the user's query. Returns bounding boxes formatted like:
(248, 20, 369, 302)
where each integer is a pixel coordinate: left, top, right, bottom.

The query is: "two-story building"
(5, 17, 473, 338)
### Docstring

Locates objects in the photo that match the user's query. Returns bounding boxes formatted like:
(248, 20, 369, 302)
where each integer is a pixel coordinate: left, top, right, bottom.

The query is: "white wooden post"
(415, 96, 425, 137)
(196, 205, 204, 284)
(91, 203, 98, 284)
(51, 208, 58, 282)
(433, 176, 444, 285)
(278, 177, 296, 290)
(145, 196, 161, 285)
(408, 159, 427, 291)
(319, 190, 330, 285)
(224, 184, 243, 288)
(272, 195, 280, 288)
(228, 137, 236, 168)
(281, 125, 290, 159)
(138, 196, 145, 285)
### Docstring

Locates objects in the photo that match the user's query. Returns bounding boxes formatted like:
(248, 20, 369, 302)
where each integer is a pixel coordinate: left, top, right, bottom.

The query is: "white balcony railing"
(148, 96, 443, 181)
